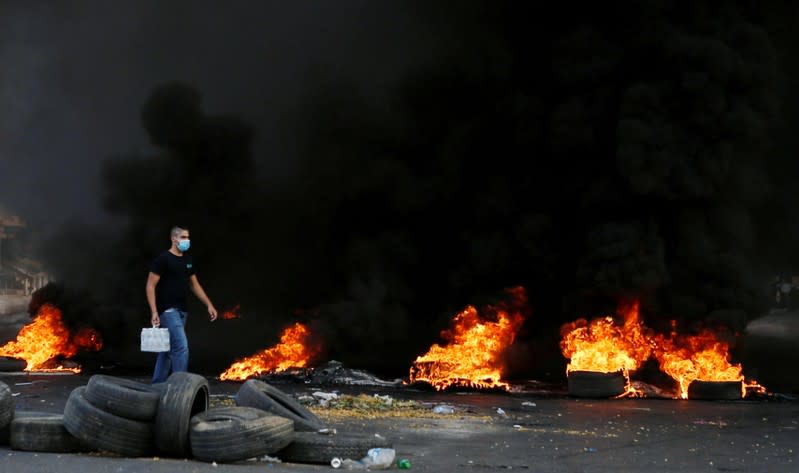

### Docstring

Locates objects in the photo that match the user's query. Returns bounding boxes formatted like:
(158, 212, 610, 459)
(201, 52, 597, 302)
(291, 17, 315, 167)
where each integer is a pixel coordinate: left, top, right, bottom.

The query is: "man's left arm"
(190, 275, 218, 321)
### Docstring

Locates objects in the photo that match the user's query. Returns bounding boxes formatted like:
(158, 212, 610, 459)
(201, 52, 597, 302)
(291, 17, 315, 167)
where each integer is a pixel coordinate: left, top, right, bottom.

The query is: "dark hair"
(170, 226, 189, 238)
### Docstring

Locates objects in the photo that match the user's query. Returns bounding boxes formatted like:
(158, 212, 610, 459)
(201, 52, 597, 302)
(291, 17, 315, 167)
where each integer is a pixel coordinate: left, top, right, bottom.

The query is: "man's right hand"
(151, 312, 160, 327)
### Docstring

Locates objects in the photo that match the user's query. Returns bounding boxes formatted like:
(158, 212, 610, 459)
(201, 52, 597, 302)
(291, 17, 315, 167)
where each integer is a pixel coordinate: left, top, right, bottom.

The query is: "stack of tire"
(61, 371, 297, 462)
(63, 372, 207, 457)
(1, 375, 392, 464)
(235, 379, 393, 465)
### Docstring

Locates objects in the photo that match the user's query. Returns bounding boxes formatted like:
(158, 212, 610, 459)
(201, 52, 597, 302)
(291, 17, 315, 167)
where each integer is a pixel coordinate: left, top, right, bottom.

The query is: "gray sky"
(0, 1, 443, 226)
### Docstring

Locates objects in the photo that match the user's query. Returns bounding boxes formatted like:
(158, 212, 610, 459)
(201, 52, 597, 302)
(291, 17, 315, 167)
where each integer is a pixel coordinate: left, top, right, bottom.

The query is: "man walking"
(146, 226, 218, 383)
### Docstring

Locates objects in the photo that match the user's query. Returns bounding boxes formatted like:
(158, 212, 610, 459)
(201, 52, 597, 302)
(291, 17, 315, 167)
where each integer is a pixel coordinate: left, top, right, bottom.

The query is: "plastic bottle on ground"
(340, 459, 366, 470)
(361, 448, 396, 469)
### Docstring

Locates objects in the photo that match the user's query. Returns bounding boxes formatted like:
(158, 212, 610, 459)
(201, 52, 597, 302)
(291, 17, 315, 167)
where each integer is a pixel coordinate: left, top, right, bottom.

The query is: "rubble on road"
(257, 360, 403, 387)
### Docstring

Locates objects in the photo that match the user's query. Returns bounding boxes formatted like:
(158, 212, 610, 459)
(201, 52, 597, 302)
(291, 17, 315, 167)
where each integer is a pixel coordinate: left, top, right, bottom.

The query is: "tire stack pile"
(62, 371, 298, 461)
(0, 374, 393, 465)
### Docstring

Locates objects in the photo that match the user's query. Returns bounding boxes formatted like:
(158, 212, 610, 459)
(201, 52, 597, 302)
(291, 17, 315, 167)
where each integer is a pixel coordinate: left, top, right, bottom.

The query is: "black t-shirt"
(150, 250, 196, 313)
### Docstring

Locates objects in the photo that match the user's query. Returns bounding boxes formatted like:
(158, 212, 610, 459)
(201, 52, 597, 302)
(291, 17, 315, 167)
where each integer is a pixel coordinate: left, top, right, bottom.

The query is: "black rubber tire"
(84, 375, 161, 421)
(0, 357, 27, 372)
(0, 381, 14, 430)
(10, 413, 86, 453)
(567, 370, 627, 398)
(154, 372, 209, 457)
(687, 380, 744, 400)
(1, 411, 54, 447)
(277, 432, 392, 464)
(235, 379, 325, 432)
(189, 406, 294, 463)
(0, 381, 13, 446)
(63, 386, 154, 457)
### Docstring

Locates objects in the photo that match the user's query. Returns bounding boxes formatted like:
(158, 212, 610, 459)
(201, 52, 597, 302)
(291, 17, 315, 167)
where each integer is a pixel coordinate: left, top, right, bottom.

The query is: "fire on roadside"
(219, 322, 321, 381)
(560, 301, 767, 399)
(407, 287, 527, 391)
(653, 323, 765, 399)
(0, 304, 102, 372)
(559, 302, 653, 397)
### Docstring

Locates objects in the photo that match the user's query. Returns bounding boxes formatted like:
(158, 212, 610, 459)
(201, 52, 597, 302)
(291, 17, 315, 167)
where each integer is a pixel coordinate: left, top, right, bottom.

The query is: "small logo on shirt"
(187, 264, 193, 269)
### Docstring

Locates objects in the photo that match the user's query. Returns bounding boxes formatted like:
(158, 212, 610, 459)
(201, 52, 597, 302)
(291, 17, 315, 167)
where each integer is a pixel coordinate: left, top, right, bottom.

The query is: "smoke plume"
(20, 1, 799, 382)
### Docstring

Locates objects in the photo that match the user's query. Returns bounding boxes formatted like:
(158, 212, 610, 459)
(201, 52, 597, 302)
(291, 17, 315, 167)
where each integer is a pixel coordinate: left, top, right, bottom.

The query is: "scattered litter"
(331, 457, 343, 468)
(513, 424, 523, 429)
(496, 408, 507, 417)
(362, 448, 395, 469)
(313, 391, 340, 402)
(693, 419, 727, 427)
(584, 447, 597, 453)
(211, 461, 217, 467)
(317, 428, 337, 435)
(310, 394, 428, 419)
(11, 393, 20, 397)
(521, 401, 537, 407)
(313, 391, 340, 406)
(297, 395, 315, 404)
(14, 382, 33, 386)
(339, 458, 366, 469)
(305, 360, 403, 387)
(373, 394, 393, 406)
(432, 405, 455, 415)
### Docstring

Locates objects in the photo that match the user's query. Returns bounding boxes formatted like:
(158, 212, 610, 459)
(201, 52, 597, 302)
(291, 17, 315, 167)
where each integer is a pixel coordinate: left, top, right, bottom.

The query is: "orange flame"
(560, 301, 652, 374)
(408, 287, 526, 391)
(0, 304, 102, 372)
(222, 304, 241, 320)
(220, 322, 321, 381)
(653, 326, 746, 399)
(560, 302, 766, 399)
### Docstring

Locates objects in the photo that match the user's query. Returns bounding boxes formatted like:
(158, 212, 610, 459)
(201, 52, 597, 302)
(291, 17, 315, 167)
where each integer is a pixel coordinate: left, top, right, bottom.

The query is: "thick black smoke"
(33, 1, 799, 380)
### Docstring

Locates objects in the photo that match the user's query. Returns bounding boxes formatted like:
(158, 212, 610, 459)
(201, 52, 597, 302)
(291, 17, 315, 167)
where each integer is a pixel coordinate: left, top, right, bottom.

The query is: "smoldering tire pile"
(0, 373, 392, 465)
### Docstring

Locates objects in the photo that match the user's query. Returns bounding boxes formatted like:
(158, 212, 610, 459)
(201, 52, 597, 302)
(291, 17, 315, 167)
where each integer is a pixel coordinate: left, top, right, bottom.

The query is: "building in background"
(0, 206, 49, 295)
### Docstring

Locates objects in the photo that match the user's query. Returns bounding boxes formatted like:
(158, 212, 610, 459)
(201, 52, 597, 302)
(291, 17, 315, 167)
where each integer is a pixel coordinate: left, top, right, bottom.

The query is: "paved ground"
(0, 372, 796, 473)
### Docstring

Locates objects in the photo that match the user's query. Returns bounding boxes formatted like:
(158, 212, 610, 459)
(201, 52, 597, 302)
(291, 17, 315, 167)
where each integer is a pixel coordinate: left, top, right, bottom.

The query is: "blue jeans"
(151, 308, 189, 383)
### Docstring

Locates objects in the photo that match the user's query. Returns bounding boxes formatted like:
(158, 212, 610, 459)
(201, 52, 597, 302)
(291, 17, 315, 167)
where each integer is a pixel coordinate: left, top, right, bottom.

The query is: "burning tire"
(0, 357, 26, 372)
(10, 413, 87, 453)
(84, 375, 161, 421)
(63, 386, 154, 457)
(235, 379, 325, 432)
(687, 380, 743, 400)
(567, 370, 627, 398)
(154, 372, 209, 457)
(189, 406, 293, 463)
(276, 432, 392, 464)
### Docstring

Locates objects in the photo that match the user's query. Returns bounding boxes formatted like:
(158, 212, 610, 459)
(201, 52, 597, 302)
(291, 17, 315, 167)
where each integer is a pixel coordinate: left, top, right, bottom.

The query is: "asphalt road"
(0, 373, 795, 473)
